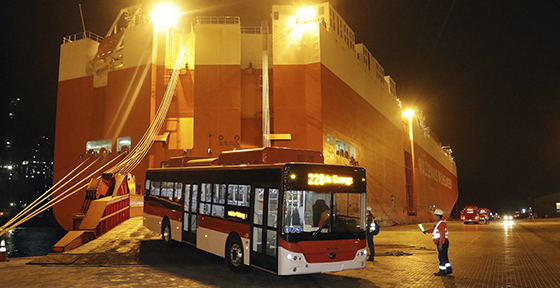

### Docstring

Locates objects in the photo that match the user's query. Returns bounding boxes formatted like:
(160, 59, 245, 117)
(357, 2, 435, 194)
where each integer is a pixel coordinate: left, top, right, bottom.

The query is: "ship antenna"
(79, 4, 87, 35)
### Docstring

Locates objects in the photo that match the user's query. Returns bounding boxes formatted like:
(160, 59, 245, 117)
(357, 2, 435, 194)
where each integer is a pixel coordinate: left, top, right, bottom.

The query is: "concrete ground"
(1, 217, 560, 287)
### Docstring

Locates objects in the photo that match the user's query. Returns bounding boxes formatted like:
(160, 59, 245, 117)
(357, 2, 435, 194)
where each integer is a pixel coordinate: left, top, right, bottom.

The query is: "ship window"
(86, 139, 112, 154)
(273, 11, 279, 20)
(335, 139, 349, 157)
(327, 135, 335, 146)
(557, 202, 560, 212)
(318, 6, 324, 15)
(117, 137, 131, 154)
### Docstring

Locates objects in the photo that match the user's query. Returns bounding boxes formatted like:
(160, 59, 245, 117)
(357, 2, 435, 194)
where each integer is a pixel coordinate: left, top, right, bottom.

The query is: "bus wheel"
(226, 237, 248, 273)
(162, 218, 174, 247)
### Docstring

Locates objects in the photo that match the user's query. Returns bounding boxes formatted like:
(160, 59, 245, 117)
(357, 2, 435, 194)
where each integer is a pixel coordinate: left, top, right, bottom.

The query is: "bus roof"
(167, 147, 324, 168)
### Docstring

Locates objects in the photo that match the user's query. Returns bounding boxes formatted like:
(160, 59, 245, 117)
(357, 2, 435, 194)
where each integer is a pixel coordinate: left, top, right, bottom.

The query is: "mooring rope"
(1, 152, 124, 233)
(105, 44, 186, 175)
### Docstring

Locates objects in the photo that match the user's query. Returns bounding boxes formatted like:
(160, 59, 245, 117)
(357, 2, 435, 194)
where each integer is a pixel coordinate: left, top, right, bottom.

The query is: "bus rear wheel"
(226, 236, 248, 273)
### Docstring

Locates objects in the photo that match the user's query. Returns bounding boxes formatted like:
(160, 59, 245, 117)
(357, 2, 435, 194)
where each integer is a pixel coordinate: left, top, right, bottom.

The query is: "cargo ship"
(53, 2, 458, 232)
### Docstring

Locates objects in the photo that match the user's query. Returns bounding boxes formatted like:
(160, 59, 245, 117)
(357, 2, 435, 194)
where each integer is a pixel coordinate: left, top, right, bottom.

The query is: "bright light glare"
(151, 3, 179, 25)
(296, 7, 316, 24)
(402, 109, 414, 118)
(503, 219, 514, 226)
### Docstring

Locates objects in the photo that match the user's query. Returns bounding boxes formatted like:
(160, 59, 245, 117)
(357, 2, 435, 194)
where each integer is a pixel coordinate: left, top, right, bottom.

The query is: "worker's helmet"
(434, 208, 444, 216)
(367, 206, 372, 212)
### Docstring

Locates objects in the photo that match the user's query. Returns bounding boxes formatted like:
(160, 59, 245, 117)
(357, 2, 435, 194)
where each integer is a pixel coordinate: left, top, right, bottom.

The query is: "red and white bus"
(143, 148, 368, 275)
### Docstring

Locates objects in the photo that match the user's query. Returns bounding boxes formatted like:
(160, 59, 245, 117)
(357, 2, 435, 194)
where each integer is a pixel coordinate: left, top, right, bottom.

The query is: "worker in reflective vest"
(424, 208, 453, 276)
(366, 206, 379, 261)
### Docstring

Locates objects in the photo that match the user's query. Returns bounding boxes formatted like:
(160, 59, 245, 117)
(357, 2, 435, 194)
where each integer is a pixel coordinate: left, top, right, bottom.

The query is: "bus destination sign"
(307, 173, 353, 186)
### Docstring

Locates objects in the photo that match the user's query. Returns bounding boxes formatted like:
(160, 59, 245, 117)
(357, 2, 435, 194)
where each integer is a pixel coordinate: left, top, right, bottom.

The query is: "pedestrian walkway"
(27, 217, 160, 265)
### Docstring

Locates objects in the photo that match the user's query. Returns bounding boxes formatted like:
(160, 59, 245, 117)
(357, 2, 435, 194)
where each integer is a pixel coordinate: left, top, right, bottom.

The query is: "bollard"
(0, 239, 7, 261)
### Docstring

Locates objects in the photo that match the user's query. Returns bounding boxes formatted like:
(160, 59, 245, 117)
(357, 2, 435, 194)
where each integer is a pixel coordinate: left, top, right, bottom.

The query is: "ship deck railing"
(63, 31, 104, 44)
(197, 16, 240, 25)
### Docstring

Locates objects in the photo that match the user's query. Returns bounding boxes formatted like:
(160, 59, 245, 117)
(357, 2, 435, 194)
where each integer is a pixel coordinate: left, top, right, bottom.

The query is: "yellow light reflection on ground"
(503, 220, 514, 233)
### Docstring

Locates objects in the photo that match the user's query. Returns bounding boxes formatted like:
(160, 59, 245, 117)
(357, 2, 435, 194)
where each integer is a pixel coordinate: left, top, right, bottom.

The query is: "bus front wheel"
(226, 236, 248, 273)
(162, 218, 174, 247)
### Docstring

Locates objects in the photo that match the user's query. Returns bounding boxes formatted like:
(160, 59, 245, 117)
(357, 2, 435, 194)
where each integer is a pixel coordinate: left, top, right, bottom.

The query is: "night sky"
(1, 1, 559, 214)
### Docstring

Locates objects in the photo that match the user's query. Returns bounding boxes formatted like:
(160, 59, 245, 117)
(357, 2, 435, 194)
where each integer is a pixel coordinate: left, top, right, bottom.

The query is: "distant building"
(22, 135, 54, 181)
(0, 97, 20, 181)
(534, 192, 560, 218)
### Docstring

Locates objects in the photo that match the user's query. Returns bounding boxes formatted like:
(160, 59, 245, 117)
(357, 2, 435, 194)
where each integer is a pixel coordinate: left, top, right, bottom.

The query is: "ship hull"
(53, 3, 457, 231)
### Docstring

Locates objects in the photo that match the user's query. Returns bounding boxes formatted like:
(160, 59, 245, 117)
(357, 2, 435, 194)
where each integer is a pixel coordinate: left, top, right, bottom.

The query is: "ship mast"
(261, 21, 271, 148)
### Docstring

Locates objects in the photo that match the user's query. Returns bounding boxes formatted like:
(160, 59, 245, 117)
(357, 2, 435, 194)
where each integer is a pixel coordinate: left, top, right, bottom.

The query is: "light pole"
(402, 109, 417, 216)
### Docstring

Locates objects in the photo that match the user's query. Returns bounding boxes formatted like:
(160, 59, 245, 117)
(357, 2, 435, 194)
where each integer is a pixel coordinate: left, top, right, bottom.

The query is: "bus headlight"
(356, 249, 367, 257)
(286, 253, 304, 261)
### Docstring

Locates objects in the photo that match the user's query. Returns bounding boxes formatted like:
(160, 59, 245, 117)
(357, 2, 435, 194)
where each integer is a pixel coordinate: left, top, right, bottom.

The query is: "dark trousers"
(367, 234, 374, 259)
(437, 239, 451, 272)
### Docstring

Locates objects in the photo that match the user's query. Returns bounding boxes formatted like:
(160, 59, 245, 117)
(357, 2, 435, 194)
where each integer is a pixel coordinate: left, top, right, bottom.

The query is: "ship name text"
(418, 158, 452, 189)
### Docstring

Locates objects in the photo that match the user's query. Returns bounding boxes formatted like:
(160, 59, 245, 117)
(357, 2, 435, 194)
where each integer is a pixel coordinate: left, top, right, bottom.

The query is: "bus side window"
(174, 182, 183, 202)
(212, 184, 226, 217)
(191, 185, 198, 213)
(190, 184, 199, 231)
(268, 188, 279, 228)
(162, 182, 173, 198)
(145, 179, 151, 194)
(228, 185, 239, 205)
(254, 188, 264, 225)
(214, 184, 226, 204)
(151, 181, 161, 196)
(184, 184, 191, 211)
(238, 185, 251, 207)
(200, 183, 212, 215)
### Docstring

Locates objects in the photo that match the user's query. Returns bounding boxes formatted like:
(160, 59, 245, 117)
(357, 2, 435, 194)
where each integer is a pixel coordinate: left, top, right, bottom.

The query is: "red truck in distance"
(478, 208, 491, 224)
(461, 205, 480, 224)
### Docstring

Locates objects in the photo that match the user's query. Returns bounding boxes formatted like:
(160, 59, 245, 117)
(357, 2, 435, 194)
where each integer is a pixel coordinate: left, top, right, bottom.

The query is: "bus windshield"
(283, 190, 364, 235)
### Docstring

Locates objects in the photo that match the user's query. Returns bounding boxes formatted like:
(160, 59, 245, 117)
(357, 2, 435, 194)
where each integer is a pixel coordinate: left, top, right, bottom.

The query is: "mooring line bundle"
(0, 152, 124, 234)
(105, 46, 186, 175)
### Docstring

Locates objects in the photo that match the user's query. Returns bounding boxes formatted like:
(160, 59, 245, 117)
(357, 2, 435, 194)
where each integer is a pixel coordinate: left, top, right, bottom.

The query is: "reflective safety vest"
(431, 220, 448, 245)
(367, 216, 379, 235)
(369, 221, 376, 233)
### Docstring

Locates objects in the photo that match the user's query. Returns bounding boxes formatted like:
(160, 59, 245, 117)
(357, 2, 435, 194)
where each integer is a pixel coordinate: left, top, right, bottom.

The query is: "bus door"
(182, 183, 199, 244)
(251, 186, 279, 273)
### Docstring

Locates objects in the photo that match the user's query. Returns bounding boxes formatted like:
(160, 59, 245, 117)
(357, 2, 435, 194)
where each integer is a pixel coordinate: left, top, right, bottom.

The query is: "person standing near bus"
(366, 206, 379, 261)
(424, 208, 453, 276)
